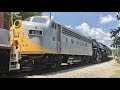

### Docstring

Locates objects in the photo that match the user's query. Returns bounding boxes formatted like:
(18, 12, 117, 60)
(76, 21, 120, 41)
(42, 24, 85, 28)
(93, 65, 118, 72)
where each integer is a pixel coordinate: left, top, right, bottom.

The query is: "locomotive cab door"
(56, 24, 61, 53)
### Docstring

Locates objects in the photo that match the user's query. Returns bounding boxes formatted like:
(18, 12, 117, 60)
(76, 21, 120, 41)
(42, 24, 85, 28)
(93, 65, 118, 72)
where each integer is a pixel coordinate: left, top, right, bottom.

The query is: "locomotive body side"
(61, 26, 93, 56)
(10, 16, 93, 56)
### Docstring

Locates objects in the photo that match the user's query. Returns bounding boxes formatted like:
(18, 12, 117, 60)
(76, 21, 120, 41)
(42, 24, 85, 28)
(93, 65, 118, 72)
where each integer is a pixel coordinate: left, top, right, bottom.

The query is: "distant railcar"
(0, 29, 20, 74)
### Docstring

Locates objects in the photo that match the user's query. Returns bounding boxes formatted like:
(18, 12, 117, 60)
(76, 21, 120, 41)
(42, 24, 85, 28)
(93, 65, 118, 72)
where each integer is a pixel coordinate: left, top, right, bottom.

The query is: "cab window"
(32, 17, 47, 23)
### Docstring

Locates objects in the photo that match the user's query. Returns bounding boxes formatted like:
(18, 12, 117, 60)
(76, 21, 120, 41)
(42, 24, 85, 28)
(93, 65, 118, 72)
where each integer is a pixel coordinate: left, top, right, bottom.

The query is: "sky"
(43, 12, 120, 49)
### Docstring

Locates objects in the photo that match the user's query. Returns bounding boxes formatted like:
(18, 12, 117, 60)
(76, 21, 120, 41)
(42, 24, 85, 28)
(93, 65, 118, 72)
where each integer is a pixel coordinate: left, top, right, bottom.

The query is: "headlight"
(14, 20, 22, 28)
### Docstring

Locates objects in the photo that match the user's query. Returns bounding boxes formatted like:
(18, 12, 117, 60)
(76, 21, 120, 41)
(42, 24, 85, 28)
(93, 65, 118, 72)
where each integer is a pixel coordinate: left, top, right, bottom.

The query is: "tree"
(3, 12, 42, 29)
(110, 12, 120, 48)
(19, 12, 41, 20)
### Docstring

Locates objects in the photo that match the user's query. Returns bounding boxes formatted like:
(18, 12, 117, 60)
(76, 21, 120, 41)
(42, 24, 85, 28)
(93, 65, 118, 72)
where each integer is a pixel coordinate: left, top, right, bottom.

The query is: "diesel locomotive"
(9, 16, 112, 71)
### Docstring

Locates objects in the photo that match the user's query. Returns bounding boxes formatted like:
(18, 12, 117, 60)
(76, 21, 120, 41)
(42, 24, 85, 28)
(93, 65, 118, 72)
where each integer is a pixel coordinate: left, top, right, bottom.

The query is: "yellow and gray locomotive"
(10, 16, 111, 70)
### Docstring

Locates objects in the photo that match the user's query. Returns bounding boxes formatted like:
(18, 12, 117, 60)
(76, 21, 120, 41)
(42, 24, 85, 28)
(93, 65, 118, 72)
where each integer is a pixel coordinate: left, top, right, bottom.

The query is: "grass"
(111, 70, 120, 78)
(113, 61, 120, 68)
(111, 60, 120, 78)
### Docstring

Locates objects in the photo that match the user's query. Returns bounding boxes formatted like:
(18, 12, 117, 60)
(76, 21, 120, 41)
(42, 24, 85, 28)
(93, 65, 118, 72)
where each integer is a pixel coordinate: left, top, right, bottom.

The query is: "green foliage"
(113, 49, 118, 56)
(111, 70, 120, 78)
(12, 12, 22, 22)
(110, 36, 120, 48)
(3, 12, 42, 29)
(3, 12, 10, 30)
(113, 61, 120, 67)
(110, 12, 120, 48)
(110, 27, 120, 38)
(111, 62, 120, 78)
(113, 47, 120, 56)
(19, 12, 41, 20)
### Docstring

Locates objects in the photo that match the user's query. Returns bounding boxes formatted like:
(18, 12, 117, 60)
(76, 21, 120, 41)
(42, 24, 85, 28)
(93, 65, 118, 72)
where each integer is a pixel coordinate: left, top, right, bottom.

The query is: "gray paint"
(0, 28, 10, 45)
(61, 34, 92, 55)
(21, 17, 93, 56)
(22, 20, 57, 52)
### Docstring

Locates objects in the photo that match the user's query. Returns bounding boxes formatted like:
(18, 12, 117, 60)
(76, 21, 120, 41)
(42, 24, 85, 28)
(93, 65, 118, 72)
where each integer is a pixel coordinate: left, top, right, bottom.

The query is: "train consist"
(8, 16, 112, 71)
(0, 16, 112, 73)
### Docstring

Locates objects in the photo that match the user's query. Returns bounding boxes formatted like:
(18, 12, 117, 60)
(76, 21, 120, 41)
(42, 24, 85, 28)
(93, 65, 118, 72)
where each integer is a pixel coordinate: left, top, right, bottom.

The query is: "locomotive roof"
(50, 17, 92, 42)
(25, 16, 92, 42)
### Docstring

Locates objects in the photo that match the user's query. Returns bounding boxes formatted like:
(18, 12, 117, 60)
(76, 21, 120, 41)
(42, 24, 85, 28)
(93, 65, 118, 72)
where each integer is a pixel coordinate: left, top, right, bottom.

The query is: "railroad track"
(0, 57, 113, 78)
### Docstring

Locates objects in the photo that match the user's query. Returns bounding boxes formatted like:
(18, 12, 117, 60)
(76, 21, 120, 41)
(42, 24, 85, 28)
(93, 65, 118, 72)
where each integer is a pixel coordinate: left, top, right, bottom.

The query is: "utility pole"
(50, 12, 51, 19)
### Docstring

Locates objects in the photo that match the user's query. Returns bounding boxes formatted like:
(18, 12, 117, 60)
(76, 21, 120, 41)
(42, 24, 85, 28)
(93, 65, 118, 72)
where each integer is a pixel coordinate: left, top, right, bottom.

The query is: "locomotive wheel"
(55, 56, 62, 68)
(95, 52, 101, 63)
(96, 53, 99, 63)
(54, 56, 59, 68)
(85, 57, 89, 63)
(80, 57, 84, 64)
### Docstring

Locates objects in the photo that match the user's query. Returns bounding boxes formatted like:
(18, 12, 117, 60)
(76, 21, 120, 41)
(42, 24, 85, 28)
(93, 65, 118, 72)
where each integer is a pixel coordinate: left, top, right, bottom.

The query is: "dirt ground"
(26, 59, 120, 78)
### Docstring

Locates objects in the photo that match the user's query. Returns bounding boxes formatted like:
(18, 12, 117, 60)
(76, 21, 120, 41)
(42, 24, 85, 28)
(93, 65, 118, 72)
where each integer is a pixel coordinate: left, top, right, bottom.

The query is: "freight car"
(9, 16, 112, 71)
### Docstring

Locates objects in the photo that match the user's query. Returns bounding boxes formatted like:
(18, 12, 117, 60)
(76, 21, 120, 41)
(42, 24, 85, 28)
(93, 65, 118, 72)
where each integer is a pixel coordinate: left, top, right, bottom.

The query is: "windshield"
(32, 17, 47, 23)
